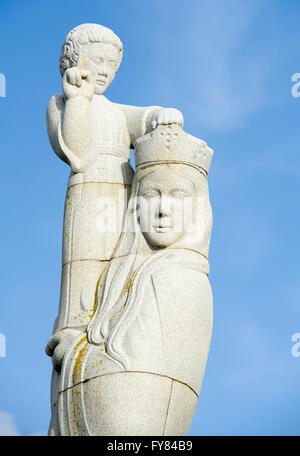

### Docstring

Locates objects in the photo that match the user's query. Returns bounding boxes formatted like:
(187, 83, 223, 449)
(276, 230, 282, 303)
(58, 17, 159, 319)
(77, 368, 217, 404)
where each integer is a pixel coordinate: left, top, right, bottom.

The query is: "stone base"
(51, 371, 198, 436)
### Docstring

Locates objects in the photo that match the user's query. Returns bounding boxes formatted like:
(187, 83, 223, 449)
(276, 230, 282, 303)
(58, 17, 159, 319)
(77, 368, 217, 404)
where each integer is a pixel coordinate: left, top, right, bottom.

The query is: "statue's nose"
(98, 63, 109, 77)
(159, 195, 171, 217)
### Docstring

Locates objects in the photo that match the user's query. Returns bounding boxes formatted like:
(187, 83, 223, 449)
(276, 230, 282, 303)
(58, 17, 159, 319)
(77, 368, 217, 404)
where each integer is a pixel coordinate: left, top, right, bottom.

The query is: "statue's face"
(80, 42, 120, 95)
(137, 166, 195, 249)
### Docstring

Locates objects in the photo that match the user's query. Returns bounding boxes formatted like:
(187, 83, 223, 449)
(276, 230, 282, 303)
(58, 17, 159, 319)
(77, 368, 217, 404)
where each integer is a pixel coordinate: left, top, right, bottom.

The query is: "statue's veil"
(87, 165, 157, 346)
(87, 163, 212, 355)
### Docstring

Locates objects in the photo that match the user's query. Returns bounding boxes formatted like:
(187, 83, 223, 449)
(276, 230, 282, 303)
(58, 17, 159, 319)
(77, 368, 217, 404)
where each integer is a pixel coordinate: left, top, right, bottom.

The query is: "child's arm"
(115, 103, 184, 148)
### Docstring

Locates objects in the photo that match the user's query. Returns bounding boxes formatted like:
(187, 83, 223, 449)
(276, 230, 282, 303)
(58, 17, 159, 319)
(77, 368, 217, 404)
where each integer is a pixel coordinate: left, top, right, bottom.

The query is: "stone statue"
(45, 23, 213, 436)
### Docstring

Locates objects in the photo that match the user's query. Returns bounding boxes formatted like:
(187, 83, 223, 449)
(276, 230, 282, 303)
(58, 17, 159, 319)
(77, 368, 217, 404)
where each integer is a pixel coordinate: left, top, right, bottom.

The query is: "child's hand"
(151, 108, 184, 130)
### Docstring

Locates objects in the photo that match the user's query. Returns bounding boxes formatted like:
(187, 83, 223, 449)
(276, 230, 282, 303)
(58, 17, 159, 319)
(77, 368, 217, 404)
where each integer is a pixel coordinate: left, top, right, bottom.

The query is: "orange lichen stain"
(72, 309, 93, 326)
(73, 335, 88, 383)
(104, 269, 138, 328)
(120, 270, 136, 300)
(89, 268, 107, 317)
(125, 270, 136, 293)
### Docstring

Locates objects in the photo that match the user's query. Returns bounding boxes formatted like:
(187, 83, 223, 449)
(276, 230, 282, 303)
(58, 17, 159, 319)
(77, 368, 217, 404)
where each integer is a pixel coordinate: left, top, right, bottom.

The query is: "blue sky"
(0, 0, 300, 436)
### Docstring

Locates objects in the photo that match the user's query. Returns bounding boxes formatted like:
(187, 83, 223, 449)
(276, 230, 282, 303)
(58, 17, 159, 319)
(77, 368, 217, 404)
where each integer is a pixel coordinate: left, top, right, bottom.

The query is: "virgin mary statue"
(50, 124, 214, 436)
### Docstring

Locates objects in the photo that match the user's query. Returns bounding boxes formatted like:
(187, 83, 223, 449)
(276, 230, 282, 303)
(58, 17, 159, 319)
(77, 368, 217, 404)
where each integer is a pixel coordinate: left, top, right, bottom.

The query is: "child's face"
(79, 42, 120, 95)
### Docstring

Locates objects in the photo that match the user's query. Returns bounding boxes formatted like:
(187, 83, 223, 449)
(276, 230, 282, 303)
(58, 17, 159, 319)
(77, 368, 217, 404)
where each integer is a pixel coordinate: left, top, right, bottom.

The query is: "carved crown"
(134, 124, 213, 174)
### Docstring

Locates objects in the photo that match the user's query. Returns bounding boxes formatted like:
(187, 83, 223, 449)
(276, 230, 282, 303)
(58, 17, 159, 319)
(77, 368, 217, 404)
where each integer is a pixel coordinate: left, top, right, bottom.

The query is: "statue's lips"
(153, 226, 172, 233)
(96, 79, 107, 85)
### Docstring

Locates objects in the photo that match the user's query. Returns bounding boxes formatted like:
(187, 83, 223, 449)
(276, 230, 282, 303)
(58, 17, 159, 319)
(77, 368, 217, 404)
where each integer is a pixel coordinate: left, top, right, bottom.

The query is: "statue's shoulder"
(93, 95, 124, 113)
(148, 263, 211, 316)
(151, 262, 208, 296)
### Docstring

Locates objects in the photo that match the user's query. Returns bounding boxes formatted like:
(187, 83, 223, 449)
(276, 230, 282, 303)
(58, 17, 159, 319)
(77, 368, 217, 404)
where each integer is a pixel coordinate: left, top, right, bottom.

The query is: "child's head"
(59, 24, 123, 94)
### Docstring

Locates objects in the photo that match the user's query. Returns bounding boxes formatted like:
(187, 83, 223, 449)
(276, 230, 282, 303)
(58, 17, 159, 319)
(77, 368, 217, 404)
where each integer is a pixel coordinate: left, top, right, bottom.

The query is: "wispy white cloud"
(189, 0, 271, 131)
(0, 411, 46, 436)
(152, 0, 274, 131)
(29, 430, 47, 436)
(0, 411, 19, 436)
(212, 208, 276, 275)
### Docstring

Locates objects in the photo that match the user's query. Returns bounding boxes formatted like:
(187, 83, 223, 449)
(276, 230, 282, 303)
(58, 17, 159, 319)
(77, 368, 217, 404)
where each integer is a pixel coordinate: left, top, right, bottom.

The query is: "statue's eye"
(92, 57, 104, 64)
(142, 190, 160, 199)
(171, 190, 190, 198)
